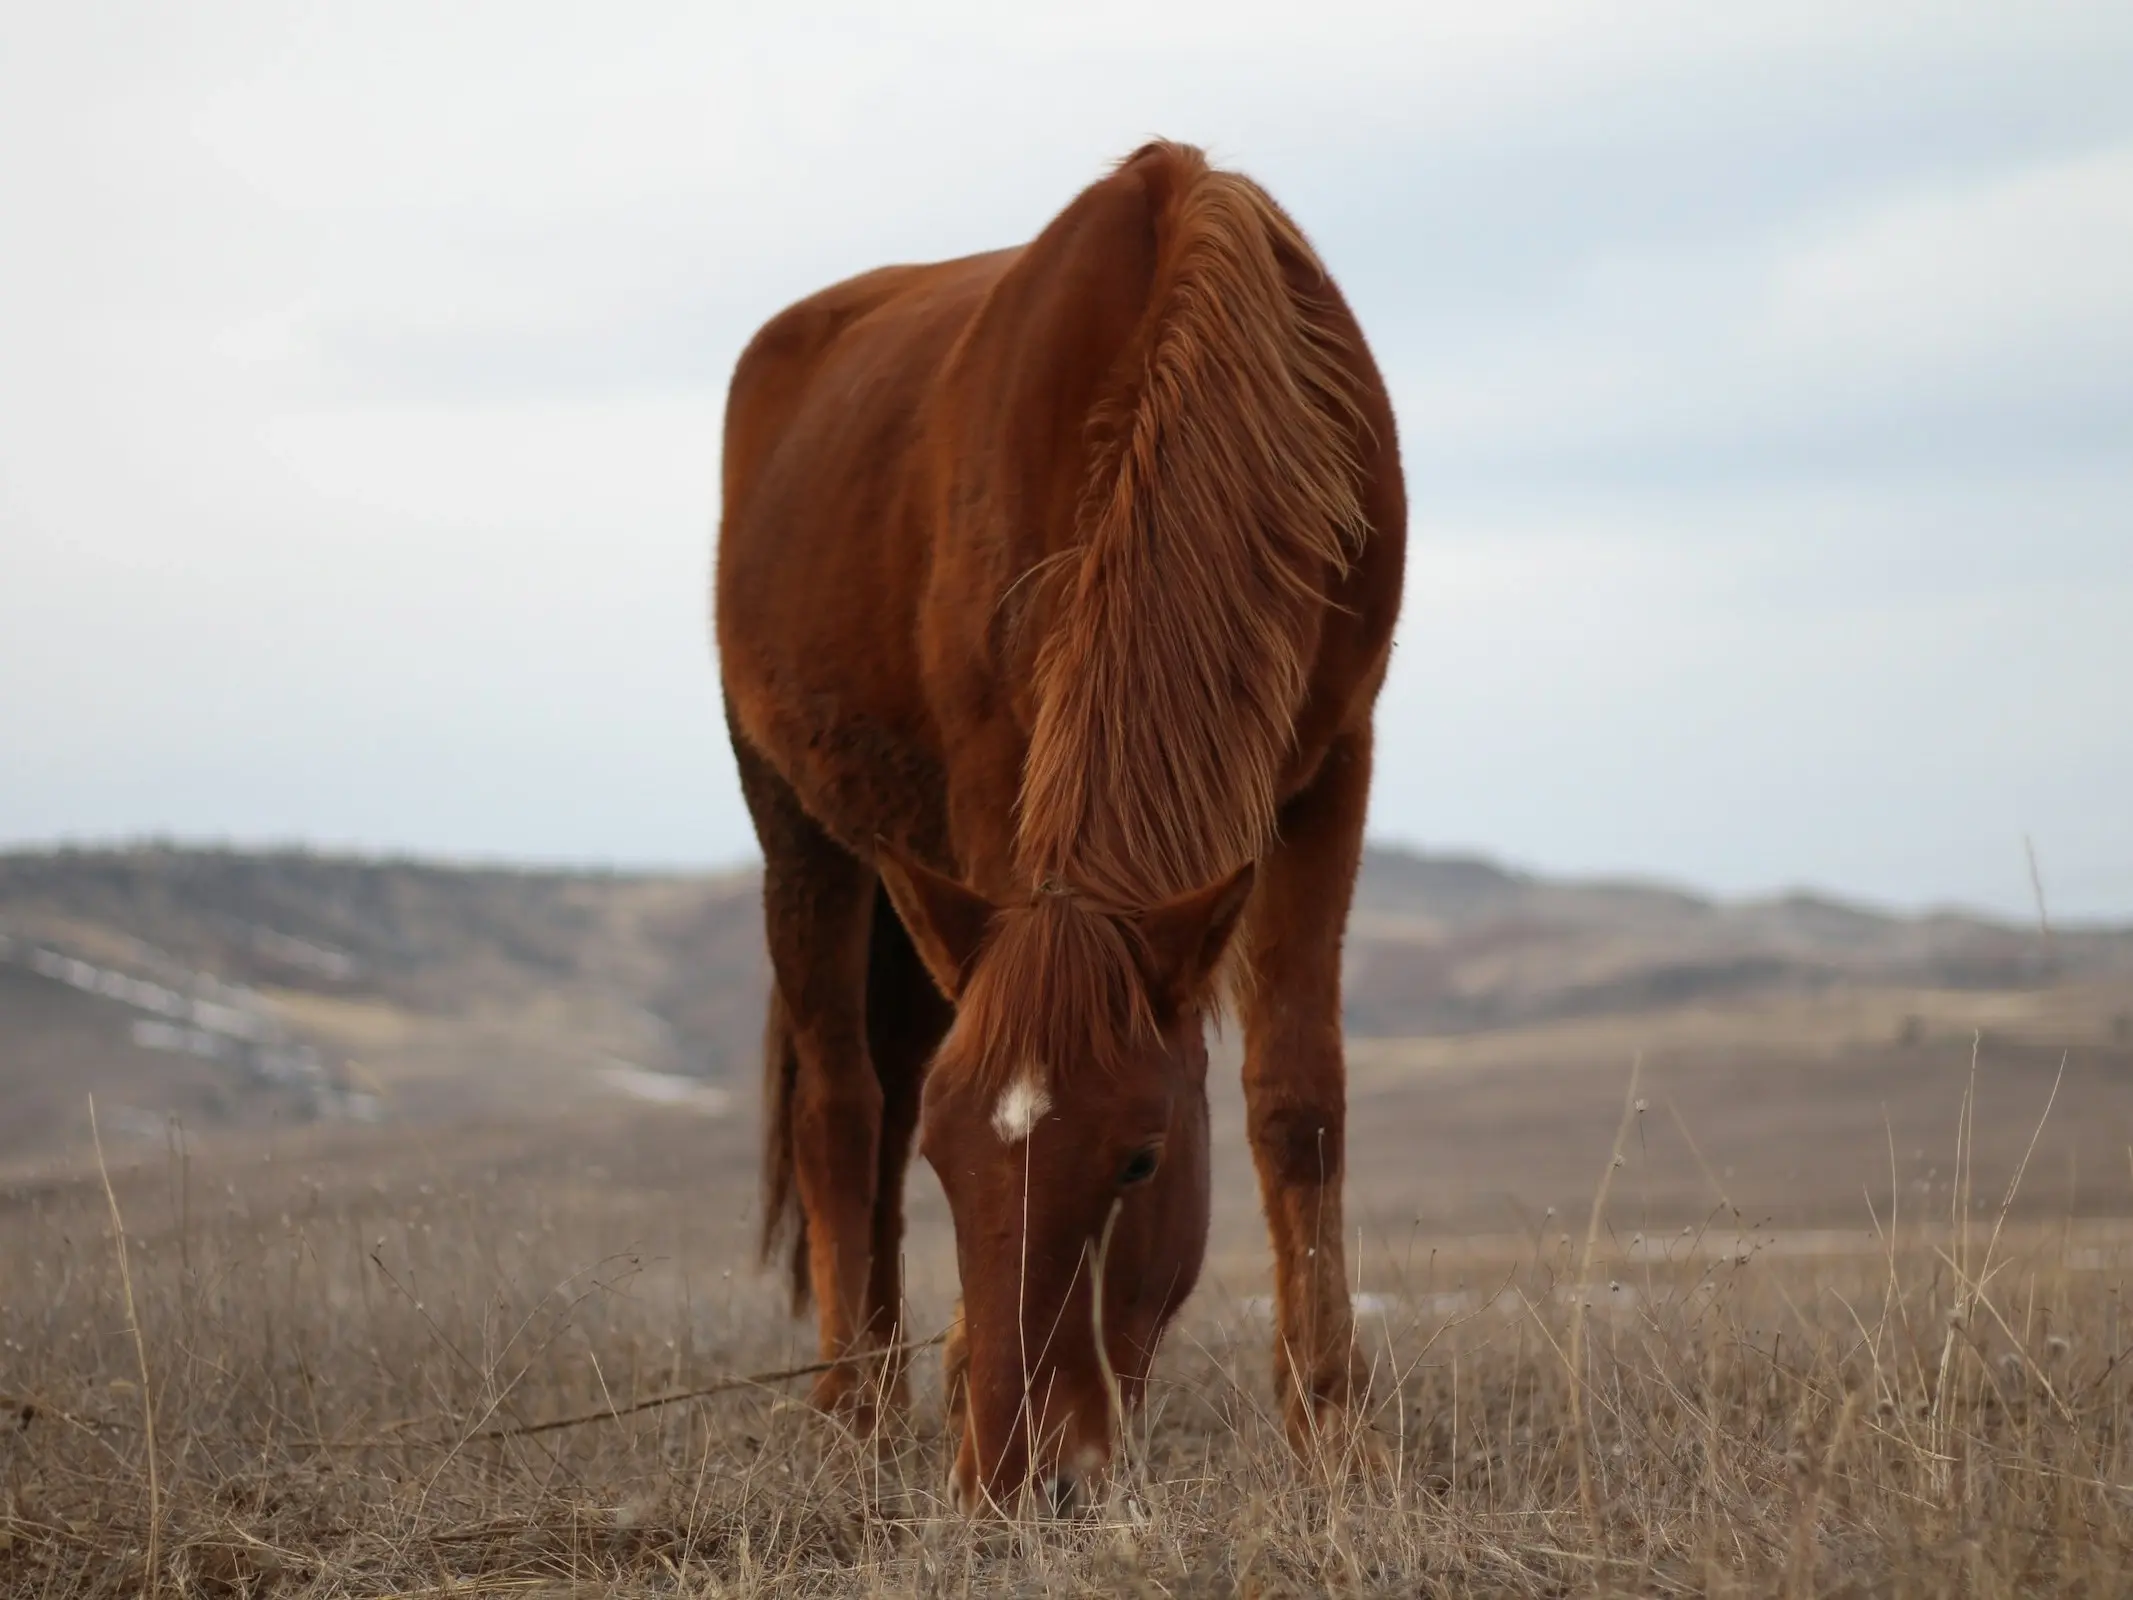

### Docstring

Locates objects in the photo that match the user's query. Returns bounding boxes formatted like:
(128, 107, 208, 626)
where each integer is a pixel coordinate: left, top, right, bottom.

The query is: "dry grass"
(5, 1067, 2133, 1599)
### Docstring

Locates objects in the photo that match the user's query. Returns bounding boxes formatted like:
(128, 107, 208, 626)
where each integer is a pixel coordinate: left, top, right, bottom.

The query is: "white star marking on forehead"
(990, 1069, 1054, 1144)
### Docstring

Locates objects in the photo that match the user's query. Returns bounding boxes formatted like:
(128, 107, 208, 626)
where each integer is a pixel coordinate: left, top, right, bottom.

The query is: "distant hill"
(1345, 850, 2131, 1036)
(0, 848, 766, 1160)
(3, 844, 2128, 1164)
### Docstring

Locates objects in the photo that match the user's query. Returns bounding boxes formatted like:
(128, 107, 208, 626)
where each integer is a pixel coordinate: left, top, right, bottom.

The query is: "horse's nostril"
(1043, 1471, 1080, 1517)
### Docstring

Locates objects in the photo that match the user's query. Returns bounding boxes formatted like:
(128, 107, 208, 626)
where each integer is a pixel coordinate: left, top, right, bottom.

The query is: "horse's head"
(877, 844, 1252, 1515)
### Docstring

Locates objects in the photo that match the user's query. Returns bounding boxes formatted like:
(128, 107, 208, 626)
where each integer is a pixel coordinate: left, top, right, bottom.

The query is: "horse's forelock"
(942, 895, 1156, 1097)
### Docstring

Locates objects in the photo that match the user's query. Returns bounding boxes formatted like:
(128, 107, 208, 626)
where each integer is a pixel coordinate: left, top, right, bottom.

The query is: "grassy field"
(7, 848, 2131, 1593)
(6, 1036, 2132, 1598)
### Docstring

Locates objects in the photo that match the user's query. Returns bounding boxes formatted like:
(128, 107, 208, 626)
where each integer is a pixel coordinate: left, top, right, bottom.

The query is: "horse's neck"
(924, 148, 1366, 910)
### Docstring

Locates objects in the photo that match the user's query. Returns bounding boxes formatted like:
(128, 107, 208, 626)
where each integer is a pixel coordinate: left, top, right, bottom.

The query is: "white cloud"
(1766, 142, 2133, 380)
(1376, 485, 2133, 917)
(1387, 140, 2133, 484)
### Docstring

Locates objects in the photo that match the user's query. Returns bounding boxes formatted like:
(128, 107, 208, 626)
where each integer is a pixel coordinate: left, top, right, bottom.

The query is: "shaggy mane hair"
(1013, 141, 1370, 909)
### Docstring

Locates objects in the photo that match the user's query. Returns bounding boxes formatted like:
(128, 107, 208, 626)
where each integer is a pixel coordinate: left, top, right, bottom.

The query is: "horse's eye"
(1118, 1147, 1161, 1187)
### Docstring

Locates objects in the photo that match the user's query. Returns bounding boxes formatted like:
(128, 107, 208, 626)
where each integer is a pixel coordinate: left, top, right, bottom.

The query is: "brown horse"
(714, 140, 1405, 1512)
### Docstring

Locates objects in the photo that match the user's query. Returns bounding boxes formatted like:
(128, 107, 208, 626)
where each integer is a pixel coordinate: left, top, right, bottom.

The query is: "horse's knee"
(1247, 1098, 1344, 1190)
(792, 1054, 884, 1146)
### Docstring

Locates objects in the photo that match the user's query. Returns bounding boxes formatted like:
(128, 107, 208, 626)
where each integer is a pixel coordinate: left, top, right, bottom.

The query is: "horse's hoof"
(1284, 1396, 1396, 1485)
(806, 1362, 908, 1439)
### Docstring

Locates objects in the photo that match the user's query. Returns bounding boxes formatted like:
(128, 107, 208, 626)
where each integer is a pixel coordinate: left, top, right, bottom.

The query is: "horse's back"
(716, 250, 1014, 855)
(718, 252, 1005, 583)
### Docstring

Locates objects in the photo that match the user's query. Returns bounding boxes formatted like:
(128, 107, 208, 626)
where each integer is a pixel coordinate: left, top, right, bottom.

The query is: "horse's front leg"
(1236, 730, 1374, 1454)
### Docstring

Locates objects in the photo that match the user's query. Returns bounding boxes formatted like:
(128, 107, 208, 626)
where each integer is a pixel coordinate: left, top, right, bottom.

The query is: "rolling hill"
(4, 843, 2130, 1224)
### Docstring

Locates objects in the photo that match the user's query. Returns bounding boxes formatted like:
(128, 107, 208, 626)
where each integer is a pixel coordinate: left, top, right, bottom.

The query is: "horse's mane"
(1014, 142, 1370, 909)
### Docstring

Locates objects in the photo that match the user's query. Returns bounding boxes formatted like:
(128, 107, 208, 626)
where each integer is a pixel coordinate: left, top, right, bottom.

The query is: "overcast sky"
(2, 2, 2129, 918)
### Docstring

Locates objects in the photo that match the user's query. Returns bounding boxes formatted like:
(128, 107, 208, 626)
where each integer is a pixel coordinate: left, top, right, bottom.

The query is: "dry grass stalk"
(88, 1094, 160, 1600)
(1566, 1052, 1642, 1535)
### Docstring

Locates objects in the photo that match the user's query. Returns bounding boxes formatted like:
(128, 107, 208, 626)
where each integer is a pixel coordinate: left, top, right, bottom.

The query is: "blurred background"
(1, 3, 2129, 1233)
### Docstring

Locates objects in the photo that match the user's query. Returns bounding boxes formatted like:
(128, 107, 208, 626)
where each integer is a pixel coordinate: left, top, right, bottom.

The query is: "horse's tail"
(758, 983, 811, 1315)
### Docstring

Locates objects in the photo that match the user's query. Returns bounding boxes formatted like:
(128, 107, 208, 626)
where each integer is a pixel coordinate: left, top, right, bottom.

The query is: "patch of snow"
(599, 1062, 733, 1116)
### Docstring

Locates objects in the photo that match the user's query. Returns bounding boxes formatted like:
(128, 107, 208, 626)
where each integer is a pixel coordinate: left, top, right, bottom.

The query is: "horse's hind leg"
(733, 734, 888, 1417)
(1235, 728, 1374, 1456)
(861, 882, 954, 1413)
